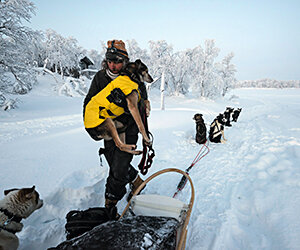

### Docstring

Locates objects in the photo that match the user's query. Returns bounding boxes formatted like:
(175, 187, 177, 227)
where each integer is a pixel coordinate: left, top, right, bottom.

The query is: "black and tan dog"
(84, 59, 153, 155)
(209, 114, 227, 143)
(193, 113, 207, 144)
(224, 107, 234, 127)
(0, 186, 43, 250)
(232, 108, 242, 122)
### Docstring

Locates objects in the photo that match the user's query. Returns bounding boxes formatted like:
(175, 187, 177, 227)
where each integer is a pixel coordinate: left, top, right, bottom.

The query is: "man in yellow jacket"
(83, 40, 150, 213)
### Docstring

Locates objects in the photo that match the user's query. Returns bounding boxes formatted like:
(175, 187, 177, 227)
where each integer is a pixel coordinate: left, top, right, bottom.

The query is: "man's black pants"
(103, 115, 139, 201)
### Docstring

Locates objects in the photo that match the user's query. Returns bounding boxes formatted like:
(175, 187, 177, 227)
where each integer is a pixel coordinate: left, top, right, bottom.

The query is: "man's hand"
(144, 99, 151, 117)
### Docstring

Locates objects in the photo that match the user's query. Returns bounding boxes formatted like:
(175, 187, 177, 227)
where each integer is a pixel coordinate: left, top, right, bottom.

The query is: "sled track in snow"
(187, 106, 300, 249)
(0, 114, 82, 143)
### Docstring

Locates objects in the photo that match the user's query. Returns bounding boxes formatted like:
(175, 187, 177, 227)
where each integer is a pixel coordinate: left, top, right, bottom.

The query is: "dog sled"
(50, 168, 194, 250)
(121, 168, 195, 250)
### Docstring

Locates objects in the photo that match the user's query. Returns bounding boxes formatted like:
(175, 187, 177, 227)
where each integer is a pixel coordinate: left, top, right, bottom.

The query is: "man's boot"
(105, 199, 118, 209)
(127, 175, 145, 202)
(105, 199, 119, 219)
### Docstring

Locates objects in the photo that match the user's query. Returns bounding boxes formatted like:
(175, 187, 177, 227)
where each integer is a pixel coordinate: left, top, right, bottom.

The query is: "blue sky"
(28, 0, 299, 80)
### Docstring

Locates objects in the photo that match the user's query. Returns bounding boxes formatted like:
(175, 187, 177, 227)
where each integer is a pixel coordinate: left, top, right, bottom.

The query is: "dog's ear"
(20, 186, 36, 199)
(4, 188, 18, 196)
(135, 59, 142, 69)
(193, 113, 203, 120)
(125, 62, 137, 74)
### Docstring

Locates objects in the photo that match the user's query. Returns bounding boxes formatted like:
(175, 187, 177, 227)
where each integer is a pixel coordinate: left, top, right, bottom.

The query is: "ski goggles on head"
(106, 50, 125, 63)
(107, 58, 124, 64)
(106, 44, 128, 60)
(107, 47, 118, 54)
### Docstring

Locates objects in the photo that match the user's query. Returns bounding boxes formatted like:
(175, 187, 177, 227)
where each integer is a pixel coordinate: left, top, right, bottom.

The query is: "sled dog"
(85, 59, 153, 154)
(232, 108, 242, 122)
(193, 113, 207, 144)
(0, 186, 43, 250)
(224, 107, 234, 127)
(209, 114, 227, 143)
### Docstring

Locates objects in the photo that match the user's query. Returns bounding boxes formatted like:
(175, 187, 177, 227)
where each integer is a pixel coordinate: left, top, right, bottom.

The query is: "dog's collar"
(120, 70, 141, 85)
(0, 225, 18, 234)
(0, 208, 22, 223)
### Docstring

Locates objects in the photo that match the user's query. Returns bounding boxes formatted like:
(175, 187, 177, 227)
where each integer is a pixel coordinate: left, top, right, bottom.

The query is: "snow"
(142, 233, 153, 248)
(0, 74, 300, 250)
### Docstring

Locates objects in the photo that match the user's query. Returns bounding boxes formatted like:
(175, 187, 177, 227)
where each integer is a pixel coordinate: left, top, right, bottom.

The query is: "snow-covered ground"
(0, 74, 299, 250)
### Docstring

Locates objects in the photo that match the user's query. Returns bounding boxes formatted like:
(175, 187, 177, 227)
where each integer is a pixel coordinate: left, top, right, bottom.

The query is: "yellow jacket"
(84, 75, 141, 128)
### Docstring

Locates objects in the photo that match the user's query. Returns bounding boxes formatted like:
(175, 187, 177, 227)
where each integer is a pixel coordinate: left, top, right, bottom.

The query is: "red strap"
(138, 143, 148, 174)
(138, 132, 155, 175)
(138, 104, 155, 175)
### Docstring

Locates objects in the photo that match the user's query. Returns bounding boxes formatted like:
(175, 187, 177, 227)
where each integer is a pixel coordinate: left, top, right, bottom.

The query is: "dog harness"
(173, 142, 210, 198)
(84, 75, 141, 129)
(210, 120, 223, 138)
(0, 208, 22, 234)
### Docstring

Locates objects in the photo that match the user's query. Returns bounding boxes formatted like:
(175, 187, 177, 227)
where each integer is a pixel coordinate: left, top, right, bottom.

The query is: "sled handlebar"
(120, 168, 195, 250)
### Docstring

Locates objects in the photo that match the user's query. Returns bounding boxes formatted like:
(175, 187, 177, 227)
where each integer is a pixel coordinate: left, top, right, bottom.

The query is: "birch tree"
(190, 40, 220, 98)
(148, 40, 174, 89)
(216, 52, 236, 96)
(126, 39, 150, 63)
(0, 0, 40, 94)
(0, 0, 42, 110)
(168, 50, 192, 95)
(44, 29, 82, 78)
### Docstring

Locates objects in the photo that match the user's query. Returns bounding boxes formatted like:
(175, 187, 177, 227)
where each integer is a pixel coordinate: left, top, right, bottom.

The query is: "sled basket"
(120, 168, 195, 250)
(65, 207, 117, 240)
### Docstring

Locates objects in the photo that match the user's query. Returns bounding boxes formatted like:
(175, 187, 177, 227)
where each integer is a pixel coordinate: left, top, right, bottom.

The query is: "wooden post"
(160, 71, 165, 110)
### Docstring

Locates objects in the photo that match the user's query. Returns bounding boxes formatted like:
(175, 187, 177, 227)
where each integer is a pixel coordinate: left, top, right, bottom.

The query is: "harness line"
(173, 142, 210, 198)
(138, 103, 155, 175)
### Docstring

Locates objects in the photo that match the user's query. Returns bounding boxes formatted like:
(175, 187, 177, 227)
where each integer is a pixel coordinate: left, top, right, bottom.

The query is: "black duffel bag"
(65, 207, 117, 240)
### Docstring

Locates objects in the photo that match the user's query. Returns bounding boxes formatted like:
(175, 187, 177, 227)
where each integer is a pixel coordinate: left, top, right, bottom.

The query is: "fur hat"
(105, 40, 129, 61)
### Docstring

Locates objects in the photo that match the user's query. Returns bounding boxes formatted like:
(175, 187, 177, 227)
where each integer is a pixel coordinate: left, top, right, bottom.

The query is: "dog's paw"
(119, 144, 143, 155)
(131, 150, 143, 155)
(119, 143, 136, 151)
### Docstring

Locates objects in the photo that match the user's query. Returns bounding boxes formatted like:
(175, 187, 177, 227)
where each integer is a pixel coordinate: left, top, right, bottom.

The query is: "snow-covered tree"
(148, 40, 174, 89)
(126, 39, 150, 64)
(29, 31, 45, 67)
(168, 49, 192, 95)
(190, 40, 221, 98)
(0, 0, 40, 109)
(216, 52, 236, 96)
(44, 29, 83, 78)
(236, 79, 300, 88)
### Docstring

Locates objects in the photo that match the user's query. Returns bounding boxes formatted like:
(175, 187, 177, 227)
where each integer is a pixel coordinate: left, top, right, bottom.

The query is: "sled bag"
(65, 207, 116, 240)
(53, 216, 179, 250)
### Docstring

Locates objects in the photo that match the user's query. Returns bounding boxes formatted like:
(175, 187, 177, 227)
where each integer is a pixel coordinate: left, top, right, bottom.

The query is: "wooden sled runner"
(120, 168, 195, 250)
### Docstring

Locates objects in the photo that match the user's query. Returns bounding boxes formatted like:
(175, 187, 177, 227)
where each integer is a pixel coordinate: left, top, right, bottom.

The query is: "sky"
(28, 0, 300, 81)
